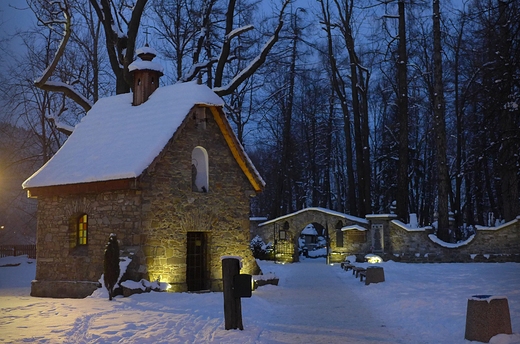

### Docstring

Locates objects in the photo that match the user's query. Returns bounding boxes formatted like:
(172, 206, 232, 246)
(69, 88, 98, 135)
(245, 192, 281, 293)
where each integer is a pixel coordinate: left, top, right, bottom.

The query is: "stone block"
(254, 278, 279, 288)
(167, 257, 185, 265)
(31, 280, 100, 298)
(365, 266, 385, 285)
(465, 295, 512, 343)
(156, 246, 165, 255)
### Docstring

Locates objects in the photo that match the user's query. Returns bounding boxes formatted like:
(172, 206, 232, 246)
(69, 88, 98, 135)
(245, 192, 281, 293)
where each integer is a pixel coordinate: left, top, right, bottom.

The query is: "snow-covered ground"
(1, 255, 519, 344)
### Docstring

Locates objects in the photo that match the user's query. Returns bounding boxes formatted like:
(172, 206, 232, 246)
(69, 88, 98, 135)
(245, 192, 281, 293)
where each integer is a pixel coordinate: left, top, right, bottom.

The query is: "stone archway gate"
(256, 207, 369, 263)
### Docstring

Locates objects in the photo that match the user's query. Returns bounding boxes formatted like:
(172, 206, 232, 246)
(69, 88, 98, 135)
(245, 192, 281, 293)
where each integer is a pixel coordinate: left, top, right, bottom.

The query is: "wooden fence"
(0, 245, 36, 259)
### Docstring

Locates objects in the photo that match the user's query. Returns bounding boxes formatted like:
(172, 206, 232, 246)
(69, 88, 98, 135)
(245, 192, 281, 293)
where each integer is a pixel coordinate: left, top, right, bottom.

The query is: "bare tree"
(395, 0, 409, 223)
(318, 0, 358, 215)
(333, 0, 371, 216)
(495, 0, 519, 221)
(211, 0, 290, 97)
(30, 0, 290, 136)
(30, 0, 93, 120)
(89, 0, 148, 95)
(432, 0, 450, 241)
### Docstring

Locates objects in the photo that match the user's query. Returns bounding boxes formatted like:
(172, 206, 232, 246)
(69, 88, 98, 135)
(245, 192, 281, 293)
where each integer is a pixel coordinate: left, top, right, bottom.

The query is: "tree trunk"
(396, 0, 409, 223)
(360, 68, 371, 215)
(90, 0, 148, 95)
(452, 13, 467, 228)
(319, 0, 357, 215)
(337, 0, 370, 216)
(345, 35, 366, 217)
(274, 15, 298, 217)
(496, 0, 519, 221)
(324, 92, 335, 209)
(433, 0, 450, 241)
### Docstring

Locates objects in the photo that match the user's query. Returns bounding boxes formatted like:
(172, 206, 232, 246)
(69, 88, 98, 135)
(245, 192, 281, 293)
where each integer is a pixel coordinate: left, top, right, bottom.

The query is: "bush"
(250, 235, 273, 260)
(104, 233, 120, 300)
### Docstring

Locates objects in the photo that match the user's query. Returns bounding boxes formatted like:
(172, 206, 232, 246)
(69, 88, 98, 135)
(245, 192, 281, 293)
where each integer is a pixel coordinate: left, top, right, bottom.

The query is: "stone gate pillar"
(365, 214, 396, 255)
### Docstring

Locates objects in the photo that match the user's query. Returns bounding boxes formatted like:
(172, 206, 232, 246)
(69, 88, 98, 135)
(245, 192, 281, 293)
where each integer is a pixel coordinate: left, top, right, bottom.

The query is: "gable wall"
(139, 107, 258, 291)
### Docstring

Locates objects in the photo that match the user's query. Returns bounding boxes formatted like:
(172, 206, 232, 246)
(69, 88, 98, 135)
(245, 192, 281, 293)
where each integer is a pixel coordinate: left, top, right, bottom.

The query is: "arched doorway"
(256, 207, 369, 263)
(298, 222, 327, 258)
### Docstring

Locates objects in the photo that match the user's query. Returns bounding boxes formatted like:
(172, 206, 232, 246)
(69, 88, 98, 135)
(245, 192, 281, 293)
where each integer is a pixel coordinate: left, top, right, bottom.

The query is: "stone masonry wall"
(139, 107, 258, 291)
(386, 219, 520, 262)
(334, 230, 371, 261)
(252, 212, 520, 264)
(33, 189, 143, 297)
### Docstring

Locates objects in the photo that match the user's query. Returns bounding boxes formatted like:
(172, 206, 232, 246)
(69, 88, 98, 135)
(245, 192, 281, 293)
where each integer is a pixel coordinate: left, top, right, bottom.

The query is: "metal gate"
(186, 232, 208, 291)
(273, 222, 292, 263)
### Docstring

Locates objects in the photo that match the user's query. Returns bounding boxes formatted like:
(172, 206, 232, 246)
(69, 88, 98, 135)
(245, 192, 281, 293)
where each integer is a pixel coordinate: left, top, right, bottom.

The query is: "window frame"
(77, 214, 88, 246)
(191, 146, 209, 193)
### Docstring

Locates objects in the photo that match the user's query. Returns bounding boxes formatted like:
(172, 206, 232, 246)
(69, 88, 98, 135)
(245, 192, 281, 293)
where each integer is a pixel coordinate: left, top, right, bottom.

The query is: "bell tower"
(129, 45, 164, 106)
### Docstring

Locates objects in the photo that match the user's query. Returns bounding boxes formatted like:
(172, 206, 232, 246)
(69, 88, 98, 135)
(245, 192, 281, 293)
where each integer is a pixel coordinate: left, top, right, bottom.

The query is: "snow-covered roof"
(250, 217, 268, 221)
(428, 233, 476, 248)
(128, 59, 164, 73)
(129, 45, 164, 73)
(22, 82, 250, 189)
(301, 224, 318, 236)
(475, 218, 518, 231)
(136, 46, 158, 56)
(341, 225, 367, 232)
(391, 220, 433, 232)
(259, 207, 368, 227)
(365, 214, 398, 220)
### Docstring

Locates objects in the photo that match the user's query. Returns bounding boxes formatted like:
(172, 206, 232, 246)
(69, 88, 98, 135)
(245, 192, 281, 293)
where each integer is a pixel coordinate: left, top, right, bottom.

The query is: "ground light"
(365, 254, 382, 263)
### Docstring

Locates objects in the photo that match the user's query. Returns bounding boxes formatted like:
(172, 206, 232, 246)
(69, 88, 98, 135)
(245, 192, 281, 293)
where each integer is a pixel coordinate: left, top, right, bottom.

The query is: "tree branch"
(180, 58, 219, 83)
(214, 0, 237, 88)
(213, 0, 290, 97)
(33, 0, 93, 113)
(37, 81, 94, 113)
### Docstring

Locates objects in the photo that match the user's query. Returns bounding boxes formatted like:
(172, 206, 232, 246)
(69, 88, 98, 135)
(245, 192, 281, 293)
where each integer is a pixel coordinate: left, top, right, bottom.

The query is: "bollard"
(222, 257, 243, 330)
(464, 295, 512, 342)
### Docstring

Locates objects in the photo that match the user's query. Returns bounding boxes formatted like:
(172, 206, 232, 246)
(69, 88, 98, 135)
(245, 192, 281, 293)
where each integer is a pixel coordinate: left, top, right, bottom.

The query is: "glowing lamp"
(365, 254, 382, 264)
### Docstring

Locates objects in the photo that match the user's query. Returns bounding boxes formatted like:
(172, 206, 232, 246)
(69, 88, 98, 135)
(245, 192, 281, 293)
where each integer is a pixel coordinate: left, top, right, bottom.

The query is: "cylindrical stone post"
(464, 295, 512, 342)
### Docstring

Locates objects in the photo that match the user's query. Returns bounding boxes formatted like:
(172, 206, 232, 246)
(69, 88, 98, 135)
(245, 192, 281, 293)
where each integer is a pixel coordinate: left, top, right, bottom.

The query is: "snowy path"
(248, 258, 401, 343)
(2, 256, 520, 343)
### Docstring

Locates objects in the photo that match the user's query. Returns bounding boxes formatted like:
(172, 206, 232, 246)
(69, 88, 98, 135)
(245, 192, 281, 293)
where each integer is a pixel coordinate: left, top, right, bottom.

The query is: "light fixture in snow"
(365, 254, 382, 264)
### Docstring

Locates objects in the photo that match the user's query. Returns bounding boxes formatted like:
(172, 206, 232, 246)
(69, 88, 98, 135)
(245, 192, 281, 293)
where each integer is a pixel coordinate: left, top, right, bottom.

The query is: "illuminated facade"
(23, 50, 264, 298)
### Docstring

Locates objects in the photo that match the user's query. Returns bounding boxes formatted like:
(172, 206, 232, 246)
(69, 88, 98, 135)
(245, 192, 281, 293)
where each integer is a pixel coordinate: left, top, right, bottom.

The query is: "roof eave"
(207, 106, 265, 193)
(24, 178, 139, 198)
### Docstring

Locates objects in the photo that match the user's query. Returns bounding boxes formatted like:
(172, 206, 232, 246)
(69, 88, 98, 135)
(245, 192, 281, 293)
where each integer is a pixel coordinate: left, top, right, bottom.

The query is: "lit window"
(77, 214, 88, 245)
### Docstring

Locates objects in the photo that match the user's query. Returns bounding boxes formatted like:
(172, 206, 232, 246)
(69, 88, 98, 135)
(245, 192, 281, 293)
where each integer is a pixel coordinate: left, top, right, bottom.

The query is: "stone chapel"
(23, 46, 264, 298)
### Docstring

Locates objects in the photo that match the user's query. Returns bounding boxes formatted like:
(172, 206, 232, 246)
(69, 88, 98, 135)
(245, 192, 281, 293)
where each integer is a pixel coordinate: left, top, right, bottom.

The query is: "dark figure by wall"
(104, 233, 120, 300)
